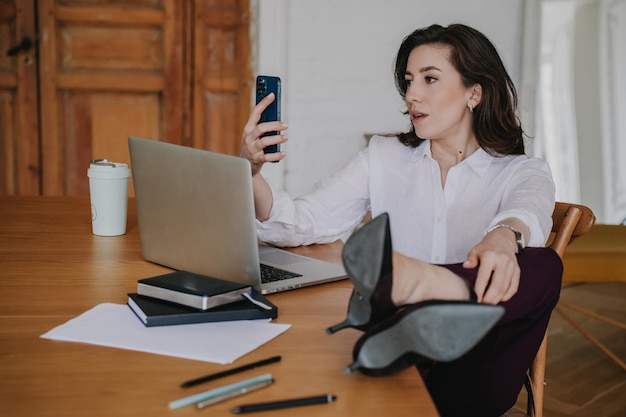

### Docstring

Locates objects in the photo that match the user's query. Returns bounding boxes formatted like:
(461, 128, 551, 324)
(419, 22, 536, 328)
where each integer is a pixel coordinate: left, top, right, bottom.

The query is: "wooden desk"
(0, 197, 438, 417)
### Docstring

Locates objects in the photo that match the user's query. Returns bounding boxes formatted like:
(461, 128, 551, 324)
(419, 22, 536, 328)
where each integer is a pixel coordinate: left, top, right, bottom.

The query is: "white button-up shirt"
(256, 136, 555, 264)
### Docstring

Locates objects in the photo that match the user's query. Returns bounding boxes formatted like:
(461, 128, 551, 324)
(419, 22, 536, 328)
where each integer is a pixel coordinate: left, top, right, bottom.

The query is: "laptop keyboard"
(260, 263, 303, 283)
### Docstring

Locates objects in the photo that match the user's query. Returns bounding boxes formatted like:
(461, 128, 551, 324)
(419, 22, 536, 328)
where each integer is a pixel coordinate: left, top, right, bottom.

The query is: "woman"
(240, 24, 562, 417)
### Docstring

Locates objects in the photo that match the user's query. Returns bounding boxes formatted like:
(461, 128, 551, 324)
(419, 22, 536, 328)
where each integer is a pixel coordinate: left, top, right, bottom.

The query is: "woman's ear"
(469, 84, 482, 108)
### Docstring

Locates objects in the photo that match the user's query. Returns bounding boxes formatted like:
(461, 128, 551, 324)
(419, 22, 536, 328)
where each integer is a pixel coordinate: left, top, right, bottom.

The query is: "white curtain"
(536, 1, 581, 203)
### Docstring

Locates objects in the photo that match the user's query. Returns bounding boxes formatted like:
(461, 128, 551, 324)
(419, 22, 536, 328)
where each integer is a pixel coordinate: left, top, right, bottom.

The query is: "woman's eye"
(425, 76, 437, 84)
(404, 79, 413, 87)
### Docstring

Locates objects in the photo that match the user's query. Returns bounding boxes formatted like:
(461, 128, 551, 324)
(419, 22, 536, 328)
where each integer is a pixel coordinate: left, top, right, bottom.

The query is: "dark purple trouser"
(419, 247, 563, 417)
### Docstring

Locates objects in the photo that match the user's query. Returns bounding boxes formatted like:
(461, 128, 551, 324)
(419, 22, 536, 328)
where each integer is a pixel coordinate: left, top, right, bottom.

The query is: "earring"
(468, 103, 474, 113)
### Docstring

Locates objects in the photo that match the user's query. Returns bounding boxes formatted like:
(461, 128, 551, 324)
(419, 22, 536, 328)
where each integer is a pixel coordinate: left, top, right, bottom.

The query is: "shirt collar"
(411, 140, 430, 161)
(462, 146, 496, 177)
(412, 140, 494, 177)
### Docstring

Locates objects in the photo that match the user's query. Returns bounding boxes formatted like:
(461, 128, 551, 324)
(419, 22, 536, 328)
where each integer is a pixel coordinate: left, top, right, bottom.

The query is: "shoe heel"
(343, 363, 359, 375)
(347, 301, 505, 376)
(326, 320, 350, 335)
(327, 288, 373, 333)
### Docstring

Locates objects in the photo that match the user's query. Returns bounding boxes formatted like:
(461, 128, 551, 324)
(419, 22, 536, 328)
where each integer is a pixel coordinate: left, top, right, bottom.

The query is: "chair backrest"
(549, 203, 596, 257)
(527, 202, 595, 417)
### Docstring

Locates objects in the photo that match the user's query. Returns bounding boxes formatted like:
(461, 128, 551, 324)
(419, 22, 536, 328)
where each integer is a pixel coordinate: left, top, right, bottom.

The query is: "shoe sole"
(341, 213, 390, 309)
(351, 302, 504, 371)
(328, 214, 391, 333)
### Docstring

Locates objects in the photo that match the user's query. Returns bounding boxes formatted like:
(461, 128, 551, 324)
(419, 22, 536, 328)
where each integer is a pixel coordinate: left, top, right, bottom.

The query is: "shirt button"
(435, 256, 440, 262)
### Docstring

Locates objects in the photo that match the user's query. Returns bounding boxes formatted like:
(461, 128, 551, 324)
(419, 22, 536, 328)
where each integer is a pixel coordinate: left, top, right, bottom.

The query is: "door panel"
(0, 1, 40, 195)
(38, 0, 185, 196)
(60, 91, 160, 196)
(193, 0, 251, 156)
(57, 26, 164, 71)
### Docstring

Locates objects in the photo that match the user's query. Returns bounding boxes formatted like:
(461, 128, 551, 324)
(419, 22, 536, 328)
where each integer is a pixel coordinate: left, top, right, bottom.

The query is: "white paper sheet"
(41, 303, 291, 364)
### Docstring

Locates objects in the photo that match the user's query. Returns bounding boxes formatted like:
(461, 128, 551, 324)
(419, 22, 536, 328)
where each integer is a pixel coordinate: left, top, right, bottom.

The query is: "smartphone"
(255, 75, 282, 154)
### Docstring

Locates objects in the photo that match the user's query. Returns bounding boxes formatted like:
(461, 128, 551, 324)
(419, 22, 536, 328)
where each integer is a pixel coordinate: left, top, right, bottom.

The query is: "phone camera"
(256, 79, 266, 96)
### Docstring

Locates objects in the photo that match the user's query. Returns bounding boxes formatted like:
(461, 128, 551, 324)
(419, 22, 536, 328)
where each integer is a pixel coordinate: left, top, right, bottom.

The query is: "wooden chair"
(522, 202, 596, 417)
(360, 202, 597, 417)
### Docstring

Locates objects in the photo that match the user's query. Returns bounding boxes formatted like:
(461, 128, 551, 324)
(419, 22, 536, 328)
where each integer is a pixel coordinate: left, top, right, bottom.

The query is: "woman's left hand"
(463, 229, 520, 304)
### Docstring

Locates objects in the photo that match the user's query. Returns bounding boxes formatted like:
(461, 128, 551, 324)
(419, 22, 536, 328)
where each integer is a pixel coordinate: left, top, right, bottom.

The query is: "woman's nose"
(405, 83, 422, 102)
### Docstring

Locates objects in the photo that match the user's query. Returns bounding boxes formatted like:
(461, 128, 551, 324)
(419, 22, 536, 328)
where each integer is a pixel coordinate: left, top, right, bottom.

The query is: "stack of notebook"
(127, 271, 278, 327)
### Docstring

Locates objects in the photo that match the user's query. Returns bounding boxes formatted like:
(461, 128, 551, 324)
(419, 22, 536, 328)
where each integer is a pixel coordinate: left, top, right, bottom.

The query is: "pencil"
(180, 355, 281, 388)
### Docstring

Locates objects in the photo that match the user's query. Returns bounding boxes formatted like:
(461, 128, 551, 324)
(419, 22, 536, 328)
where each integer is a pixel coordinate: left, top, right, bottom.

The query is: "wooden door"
(192, 0, 251, 156)
(38, 0, 186, 196)
(1, 0, 251, 197)
(0, 1, 40, 195)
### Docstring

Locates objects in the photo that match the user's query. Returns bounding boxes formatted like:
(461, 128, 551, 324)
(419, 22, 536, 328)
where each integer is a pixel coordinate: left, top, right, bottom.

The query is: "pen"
(169, 373, 273, 410)
(181, 355, 282, 388)
(196, 378, 274, 409)
(231, 394, 337, 414)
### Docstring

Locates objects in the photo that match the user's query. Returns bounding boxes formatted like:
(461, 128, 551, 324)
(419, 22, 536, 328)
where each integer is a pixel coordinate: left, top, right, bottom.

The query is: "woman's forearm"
(252, 174, 274, 221)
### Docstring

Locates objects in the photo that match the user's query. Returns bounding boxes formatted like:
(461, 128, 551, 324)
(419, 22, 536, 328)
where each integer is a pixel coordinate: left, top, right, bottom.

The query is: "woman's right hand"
(240, 92, 288, 176)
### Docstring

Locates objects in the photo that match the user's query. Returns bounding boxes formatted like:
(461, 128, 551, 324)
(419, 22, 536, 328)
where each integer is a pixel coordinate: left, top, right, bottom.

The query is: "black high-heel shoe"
(344, 300, 505, 376)
(326, 213, 396, 334)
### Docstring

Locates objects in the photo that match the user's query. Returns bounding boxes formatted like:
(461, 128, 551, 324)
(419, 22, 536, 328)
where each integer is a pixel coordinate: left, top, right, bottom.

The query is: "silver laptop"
(128, 136, 346, 294)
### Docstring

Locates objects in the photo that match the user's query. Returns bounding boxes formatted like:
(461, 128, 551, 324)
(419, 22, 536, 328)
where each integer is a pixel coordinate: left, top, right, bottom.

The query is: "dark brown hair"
(394, 24, 525, 155)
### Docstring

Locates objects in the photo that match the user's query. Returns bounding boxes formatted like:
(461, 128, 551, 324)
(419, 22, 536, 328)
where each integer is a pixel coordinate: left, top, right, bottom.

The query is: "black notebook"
(127, 290, 278, 327)
(137, 271, 251, 310)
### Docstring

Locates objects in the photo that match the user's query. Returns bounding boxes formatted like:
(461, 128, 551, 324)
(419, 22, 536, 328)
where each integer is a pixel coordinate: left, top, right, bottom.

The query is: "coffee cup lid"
(88, 159, 130, 179)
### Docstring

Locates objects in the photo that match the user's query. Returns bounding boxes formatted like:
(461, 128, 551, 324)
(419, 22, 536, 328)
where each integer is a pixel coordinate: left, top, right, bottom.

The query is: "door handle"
(6, 37, 33, 56)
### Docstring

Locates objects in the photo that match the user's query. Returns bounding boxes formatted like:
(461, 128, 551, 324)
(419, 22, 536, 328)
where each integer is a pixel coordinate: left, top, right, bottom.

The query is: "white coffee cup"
(88, 159, 131, 236)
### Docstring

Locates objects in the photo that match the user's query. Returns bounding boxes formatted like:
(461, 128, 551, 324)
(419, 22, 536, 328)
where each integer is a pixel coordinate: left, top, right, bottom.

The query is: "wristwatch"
(487, 223, 525, 253)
